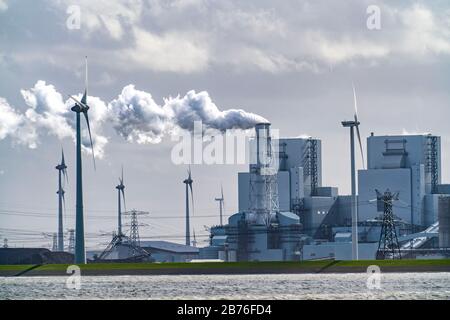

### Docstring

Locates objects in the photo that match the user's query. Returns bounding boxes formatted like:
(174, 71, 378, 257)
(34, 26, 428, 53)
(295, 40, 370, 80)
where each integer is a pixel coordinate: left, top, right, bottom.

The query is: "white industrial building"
(199, 127, 450, 261)
(358, 134, 444, 229)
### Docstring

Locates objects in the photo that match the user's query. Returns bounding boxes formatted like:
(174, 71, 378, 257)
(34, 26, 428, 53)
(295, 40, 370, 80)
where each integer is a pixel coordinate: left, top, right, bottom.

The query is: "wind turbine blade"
(61, 148, 65, 165)
(62, 190, 67, 220)
(63, 168, 69, 186)
(352, 82, 358, 118)
(189, 183, 194, 217)
(352, 83, 365, 169)
(355, 124, 365, 169)
(82, 111, 96, 170)
(82, 56, 88, 105)
(85, 56, 88, 95)
(68, 95, 88, 109)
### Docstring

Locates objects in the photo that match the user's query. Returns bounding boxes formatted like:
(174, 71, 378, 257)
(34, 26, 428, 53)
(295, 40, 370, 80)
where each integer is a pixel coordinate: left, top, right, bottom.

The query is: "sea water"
(1, 273, 449, 300)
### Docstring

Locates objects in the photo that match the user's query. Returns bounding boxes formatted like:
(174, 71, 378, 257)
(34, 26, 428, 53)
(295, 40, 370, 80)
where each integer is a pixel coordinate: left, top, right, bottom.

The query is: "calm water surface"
(1, 273, 449, 300)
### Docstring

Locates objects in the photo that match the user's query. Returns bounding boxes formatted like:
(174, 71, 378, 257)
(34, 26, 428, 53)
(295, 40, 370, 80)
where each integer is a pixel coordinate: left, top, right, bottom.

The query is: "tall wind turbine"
(68, 56, 96, 264)
(215, 185, 224, 226)
(116, 166, 126, 237)
(183, 167, 194, 246)
(56, 149, 68, 252)
(341, 83, 365, 260)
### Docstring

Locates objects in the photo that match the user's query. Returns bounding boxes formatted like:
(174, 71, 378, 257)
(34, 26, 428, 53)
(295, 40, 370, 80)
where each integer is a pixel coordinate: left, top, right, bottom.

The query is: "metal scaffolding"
(302, 138, 318, 196)
(426, 135, 439, 193)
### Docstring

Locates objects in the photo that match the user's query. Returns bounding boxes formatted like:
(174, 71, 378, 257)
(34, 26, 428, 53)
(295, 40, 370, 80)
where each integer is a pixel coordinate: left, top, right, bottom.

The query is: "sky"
(1, 0, 450, 250)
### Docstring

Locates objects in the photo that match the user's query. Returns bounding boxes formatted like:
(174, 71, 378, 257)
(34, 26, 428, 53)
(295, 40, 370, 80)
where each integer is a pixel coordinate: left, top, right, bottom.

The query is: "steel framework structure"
(376, 189, 401, 260)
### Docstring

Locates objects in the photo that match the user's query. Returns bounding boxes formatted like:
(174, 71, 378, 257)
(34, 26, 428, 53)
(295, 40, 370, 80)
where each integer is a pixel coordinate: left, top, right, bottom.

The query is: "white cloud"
(399, 4, 450, 56)
(122, 27, 210, 73)
(0, 0, 8, 12)
(0, 97, 23, 140)
(305, 32, 390, 64)
(5, 1, 449, 74)
(55, 0, 144, 40)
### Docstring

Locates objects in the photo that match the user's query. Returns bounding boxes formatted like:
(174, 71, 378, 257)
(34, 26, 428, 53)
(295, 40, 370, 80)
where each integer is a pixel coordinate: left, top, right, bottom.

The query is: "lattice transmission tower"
(124, 210, 149, 257)
(67, 229, 75, 254)
(376, 189, 401, 260)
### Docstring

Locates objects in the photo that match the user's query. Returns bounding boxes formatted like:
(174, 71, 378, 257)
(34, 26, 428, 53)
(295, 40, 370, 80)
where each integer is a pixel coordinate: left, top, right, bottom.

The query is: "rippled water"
(1, 273, 449, 300)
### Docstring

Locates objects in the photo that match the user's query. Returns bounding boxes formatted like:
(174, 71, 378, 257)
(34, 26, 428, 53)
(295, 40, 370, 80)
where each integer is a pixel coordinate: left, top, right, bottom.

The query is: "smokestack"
(255, 122, 272, 172)
(248, 122, 279, 225)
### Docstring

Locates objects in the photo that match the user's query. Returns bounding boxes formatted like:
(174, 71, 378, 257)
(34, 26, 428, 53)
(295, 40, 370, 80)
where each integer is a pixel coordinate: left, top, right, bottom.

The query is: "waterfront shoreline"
(1, 259, 450, 277)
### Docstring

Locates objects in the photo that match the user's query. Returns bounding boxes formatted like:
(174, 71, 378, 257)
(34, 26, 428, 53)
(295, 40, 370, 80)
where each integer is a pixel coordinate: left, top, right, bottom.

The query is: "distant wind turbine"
(116, 166, 126, 236)
(183, 167, 194, 246)
(215, 184, 225, 226)
(55, 149, 68, 252)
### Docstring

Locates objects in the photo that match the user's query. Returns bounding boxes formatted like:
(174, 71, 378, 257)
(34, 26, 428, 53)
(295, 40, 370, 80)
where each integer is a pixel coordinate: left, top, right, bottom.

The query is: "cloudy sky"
(1, 0, 450, 249)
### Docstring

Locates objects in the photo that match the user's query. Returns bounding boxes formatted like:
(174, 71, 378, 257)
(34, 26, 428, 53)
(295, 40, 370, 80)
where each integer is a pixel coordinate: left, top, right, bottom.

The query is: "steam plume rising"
(0, 81, 268, 156)
(109, 85, 268, 143)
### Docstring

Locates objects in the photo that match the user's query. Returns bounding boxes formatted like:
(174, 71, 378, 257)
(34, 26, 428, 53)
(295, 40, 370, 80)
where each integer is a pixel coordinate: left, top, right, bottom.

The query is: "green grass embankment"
(1, 259, 449, 277)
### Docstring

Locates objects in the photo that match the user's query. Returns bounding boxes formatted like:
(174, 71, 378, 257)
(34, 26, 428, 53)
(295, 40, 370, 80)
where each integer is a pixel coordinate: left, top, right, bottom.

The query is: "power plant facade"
(200, 126, 450, 262)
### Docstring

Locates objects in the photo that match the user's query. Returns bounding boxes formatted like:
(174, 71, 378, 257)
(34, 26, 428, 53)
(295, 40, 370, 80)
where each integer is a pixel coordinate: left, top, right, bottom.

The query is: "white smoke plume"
(0, 81, 109, 157)
(166, 90, 268, 132)
(110, 85, 268, 143)
(109, 85, 169, 144)
(0, 81, 267, 157)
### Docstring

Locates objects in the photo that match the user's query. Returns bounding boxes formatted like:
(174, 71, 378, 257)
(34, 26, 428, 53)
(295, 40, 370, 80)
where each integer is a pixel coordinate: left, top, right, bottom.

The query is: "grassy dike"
(1, 259, 450, 277)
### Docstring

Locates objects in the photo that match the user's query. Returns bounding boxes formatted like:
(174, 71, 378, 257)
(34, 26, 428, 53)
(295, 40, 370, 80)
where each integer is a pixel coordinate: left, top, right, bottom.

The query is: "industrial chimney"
(248, 122, 279, 225)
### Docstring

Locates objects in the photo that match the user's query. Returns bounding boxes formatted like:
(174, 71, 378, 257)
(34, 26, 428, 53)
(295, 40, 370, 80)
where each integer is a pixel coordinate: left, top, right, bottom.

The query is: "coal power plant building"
(200, 126, 450, 261)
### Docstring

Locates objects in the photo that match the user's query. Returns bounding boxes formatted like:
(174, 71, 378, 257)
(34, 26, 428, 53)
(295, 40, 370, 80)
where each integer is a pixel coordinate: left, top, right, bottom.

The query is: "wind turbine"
(341, 83, 365, 260)
(68, 56, 96, 264)
(183, 167, 194, 246)
(215, 185, 225, 226)
(116, 166, 126, 237)
(56, 149, 68, 252)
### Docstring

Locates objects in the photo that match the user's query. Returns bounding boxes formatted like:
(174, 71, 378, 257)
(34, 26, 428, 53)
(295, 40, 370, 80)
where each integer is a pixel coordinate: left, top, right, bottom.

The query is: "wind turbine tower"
(183, 168, 194, 246)
(341, 84, 365, 260)
(116, 167, 125, 236)
(215, 185, 225, 226)
(56, 149, 68, 252)
(68, 57, 96, 264)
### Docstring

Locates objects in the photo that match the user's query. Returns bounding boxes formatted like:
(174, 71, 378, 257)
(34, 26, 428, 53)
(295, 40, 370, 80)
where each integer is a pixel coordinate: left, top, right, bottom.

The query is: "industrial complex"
(198, 124, 450, 262)
(2, 119, 450, 265)
(1, 60, 449, 265)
